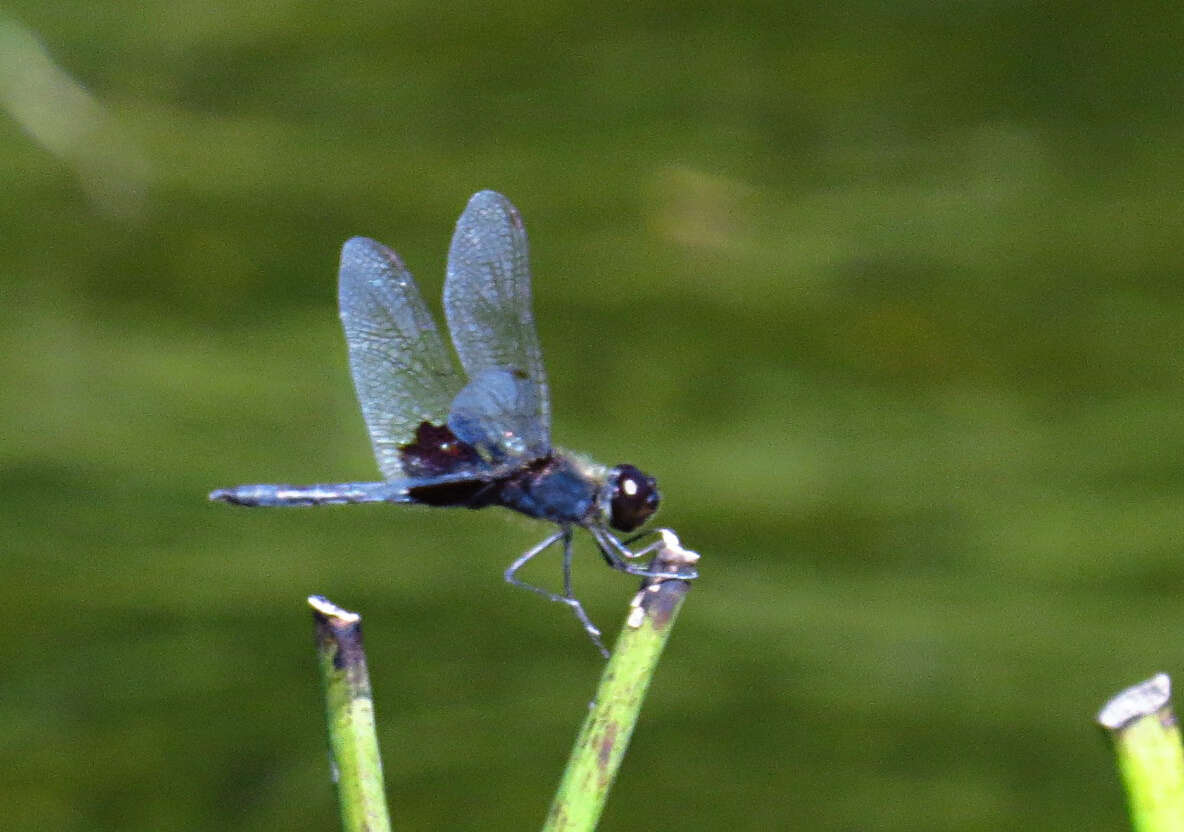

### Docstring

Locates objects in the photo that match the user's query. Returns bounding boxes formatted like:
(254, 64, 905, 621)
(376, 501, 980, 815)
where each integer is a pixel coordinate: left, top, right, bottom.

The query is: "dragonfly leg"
(504, 526, 608, 657)
(590, 526, 700, 581)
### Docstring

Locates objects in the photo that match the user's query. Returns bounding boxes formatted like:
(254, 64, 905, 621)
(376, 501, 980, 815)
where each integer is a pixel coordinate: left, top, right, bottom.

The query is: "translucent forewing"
(447, 367, 548, 464)
(443, 191, 551, 461)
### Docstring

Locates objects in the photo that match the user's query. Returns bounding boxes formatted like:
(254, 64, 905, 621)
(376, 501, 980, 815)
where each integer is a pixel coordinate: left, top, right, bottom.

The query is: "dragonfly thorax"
(492, 453, 603, 524)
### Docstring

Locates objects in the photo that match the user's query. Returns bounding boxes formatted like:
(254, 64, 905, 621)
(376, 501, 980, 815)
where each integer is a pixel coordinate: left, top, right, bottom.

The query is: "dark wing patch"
(398, 421, 483, 478)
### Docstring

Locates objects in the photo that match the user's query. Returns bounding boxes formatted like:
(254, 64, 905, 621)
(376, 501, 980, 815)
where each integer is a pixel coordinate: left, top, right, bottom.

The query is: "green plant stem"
(310, 595, 392, 832)
(1098, 673, 1184, 832)
(543, 530, 699, 832)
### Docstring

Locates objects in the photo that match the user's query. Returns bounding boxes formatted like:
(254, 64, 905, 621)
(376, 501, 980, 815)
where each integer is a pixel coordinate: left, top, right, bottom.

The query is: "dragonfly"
(210, 190, 695, 654)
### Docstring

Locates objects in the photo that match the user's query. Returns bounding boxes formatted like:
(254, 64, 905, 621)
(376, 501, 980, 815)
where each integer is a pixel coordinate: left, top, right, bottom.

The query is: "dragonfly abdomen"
(209, 481, 406, 507)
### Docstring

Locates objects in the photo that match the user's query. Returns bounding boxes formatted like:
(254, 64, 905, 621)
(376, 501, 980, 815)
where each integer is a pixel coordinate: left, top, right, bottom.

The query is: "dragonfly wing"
(447, 367, 548, 464)
(339, 236, 463, 480)
(443, 191, 551, 459)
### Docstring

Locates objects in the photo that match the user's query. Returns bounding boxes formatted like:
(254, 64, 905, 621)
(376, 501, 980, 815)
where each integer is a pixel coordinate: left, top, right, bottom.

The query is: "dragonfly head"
(603, 464, 660, 532)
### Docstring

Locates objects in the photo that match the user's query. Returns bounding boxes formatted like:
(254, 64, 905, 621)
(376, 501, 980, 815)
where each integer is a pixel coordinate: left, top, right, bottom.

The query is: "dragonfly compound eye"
(608, 464, 660, 532)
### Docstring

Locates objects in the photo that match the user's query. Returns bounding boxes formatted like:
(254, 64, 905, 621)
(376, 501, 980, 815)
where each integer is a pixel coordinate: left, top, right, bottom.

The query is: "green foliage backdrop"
(2, 2, 1182, 829)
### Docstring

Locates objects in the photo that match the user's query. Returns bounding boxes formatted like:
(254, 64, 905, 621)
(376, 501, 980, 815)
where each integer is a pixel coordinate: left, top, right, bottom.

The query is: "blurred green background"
(3, 2, 1182, 829)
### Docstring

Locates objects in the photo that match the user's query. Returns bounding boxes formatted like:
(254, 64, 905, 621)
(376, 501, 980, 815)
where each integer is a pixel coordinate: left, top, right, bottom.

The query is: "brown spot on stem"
(598, 723, 618, 771)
